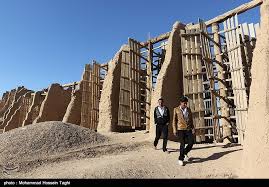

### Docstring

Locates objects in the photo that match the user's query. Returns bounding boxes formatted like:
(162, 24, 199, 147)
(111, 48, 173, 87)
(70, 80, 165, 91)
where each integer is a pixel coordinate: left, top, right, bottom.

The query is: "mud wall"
(33, 84, 72, 123)
(240, 0, 269, 178)
(2, 87, 29, 120)
(149, 22, 185, 141)
(0, 95, 24, 129)
(97, 46, 126, 132)
(63, 90, 82, 125)
(22, 91, 46, 126)
(4, 106, 22, 132)
(0, 91, 9, 111)
(0, 89, 16, 118)
(3, 91, 33, 131)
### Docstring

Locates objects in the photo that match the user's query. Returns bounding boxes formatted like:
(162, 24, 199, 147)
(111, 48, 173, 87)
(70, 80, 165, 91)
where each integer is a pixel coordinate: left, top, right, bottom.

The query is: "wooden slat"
(181, 30, 188, 96)
(224, 16, 244, 144)
(241, 22, 252, 94)
(196, 30, 206, 142)
(232, 16, 243, 144)
(199, 19, 219, 141)
(235, 15, 248, 144)
(118, 49, 131, 127)
(80, 64, 92, 129)
(254, 23, 260, 36)
(190, 29, 198, 140)
(186, 30, 194, 111)
(248, 23, 256, 38)
(89, 62, 101, 130)
(128, 38, 142, 128)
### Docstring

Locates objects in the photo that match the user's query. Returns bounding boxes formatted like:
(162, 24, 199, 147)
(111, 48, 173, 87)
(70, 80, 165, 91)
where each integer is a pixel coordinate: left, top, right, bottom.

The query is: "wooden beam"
(188, 0, 262, 29)
(140, 32, 171, 47)
(207, 0, 262, 25)
(100, 63, 108, 67)
(62, 81, 80, 87)
(141, 22, 186, 46)
(201, 31, 221, 48)
(141, 45, 164, 56)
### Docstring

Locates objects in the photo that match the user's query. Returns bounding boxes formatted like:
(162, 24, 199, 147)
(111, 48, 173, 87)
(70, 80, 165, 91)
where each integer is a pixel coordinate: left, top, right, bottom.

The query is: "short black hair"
(179, 96, 188, 103)
(158, 98, 164, 101)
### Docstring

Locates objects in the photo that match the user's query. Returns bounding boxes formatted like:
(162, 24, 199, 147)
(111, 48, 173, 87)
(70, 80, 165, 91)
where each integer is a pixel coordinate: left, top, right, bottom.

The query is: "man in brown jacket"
(172, 96, 195, 166)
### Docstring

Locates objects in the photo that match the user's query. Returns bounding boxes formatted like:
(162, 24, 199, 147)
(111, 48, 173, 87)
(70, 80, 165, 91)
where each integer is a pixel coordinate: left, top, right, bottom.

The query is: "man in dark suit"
(154, 98, 170, 153)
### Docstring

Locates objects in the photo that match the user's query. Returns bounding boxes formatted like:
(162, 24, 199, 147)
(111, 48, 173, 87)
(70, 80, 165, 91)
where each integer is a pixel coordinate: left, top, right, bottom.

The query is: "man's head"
(179, 96, 188, 109)
(158, 98, 164, 107)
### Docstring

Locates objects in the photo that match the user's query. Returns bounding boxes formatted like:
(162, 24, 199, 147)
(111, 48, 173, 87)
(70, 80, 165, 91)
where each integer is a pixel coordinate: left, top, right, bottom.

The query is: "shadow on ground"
(186, 149, 242, 165)
(167, 143, 241, 153)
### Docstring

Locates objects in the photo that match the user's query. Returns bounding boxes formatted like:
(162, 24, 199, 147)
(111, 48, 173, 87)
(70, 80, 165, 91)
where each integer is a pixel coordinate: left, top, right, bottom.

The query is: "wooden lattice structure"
(222, 15, 259, 144)
(80, 62, 101, 130)
(117, 37, 167, 131)
(178, 0, 261, 144)
(129, 39, 142, 129)
(181, 28, 207, 143)
(118, 48, 131, 128)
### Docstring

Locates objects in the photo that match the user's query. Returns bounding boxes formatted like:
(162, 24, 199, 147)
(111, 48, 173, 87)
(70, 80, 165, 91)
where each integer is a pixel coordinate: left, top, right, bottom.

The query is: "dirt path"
(6, 131, 242, 179)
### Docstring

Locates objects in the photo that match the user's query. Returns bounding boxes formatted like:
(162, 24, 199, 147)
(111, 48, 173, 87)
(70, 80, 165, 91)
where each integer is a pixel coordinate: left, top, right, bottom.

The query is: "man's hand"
(173, 131, 177, 136)
(192, 128, 195, 134)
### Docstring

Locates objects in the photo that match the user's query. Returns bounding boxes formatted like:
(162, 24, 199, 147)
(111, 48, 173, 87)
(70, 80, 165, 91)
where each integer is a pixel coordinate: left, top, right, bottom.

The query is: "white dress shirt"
(158, 106, 165, 116)
(180, 106, 188, 121)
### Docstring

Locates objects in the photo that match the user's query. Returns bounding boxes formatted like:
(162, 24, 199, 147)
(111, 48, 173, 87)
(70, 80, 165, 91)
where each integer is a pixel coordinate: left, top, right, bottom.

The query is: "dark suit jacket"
(154, 106, 170, 125)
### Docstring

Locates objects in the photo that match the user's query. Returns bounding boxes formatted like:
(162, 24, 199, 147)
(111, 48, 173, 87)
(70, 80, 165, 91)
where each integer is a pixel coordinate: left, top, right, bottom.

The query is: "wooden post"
(212, 23, 232, 142)
(195, 31, 206, 142)
(146, 42, 153, 131)
(199, 20, 218, 141)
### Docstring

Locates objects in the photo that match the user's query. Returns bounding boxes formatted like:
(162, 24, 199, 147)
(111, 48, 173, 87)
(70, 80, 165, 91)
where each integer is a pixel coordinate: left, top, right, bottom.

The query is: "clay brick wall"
(149, 22, 185, 141)
(2, 87, 29, 120)
(22, 91, 46, 126)
(18, 92, 34, 126)
(0, 89, 16, 118)
(4, 106, 22, 132)
(33, 84, 72, 123)
(240, 0, 269, 178)
(97, 46, 125, 132)
(63, 90, 82, 125)
(0, 91, 9, 111)
(0, 95, 24, 129)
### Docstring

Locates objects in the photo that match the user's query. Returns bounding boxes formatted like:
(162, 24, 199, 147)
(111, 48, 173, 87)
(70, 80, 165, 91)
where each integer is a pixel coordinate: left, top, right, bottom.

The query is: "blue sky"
(0, 0, 260, 96)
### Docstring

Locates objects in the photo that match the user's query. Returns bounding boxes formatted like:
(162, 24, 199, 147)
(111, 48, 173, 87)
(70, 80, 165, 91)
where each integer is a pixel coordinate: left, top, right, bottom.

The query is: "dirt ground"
(0, 126, 242, 179)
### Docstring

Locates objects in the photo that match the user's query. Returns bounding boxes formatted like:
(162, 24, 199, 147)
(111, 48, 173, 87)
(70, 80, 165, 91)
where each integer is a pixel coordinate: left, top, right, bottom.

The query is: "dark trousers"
(154, 124, 168, 151)
(177, 130, 194, 161)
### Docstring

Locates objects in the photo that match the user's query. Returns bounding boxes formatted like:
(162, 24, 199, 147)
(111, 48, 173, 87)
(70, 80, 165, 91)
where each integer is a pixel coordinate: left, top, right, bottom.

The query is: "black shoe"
(163, 149, 169, 154)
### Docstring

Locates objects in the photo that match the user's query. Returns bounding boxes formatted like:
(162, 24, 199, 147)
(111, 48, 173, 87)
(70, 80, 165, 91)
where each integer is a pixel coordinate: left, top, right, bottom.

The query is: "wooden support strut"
(210, 89, 235, 108)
